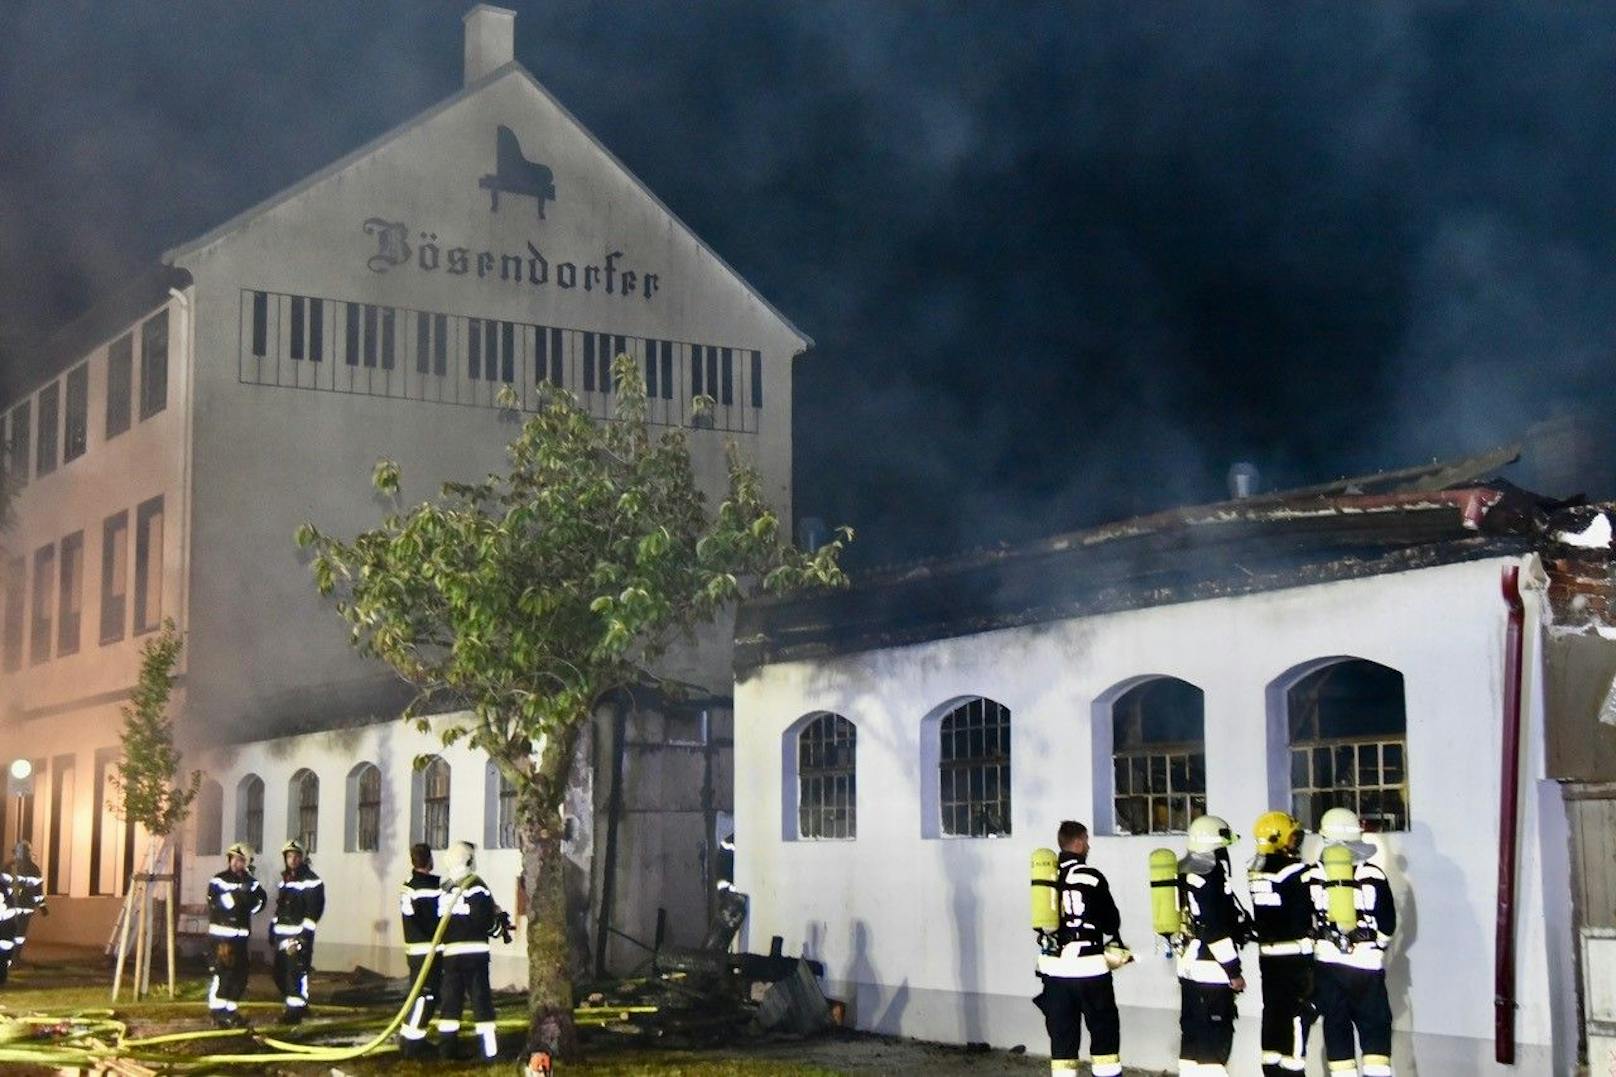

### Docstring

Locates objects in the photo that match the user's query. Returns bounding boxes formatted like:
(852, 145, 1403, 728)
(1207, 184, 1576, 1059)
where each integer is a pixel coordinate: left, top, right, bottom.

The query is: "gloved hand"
(1034, 929, 1061, 956)
(220, 891, 236, 910)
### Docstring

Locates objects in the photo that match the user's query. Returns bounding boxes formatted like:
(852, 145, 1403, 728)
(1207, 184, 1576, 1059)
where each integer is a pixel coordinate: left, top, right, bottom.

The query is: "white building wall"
(184, 712, 532, 988)
(735, 556, 1569, 1074)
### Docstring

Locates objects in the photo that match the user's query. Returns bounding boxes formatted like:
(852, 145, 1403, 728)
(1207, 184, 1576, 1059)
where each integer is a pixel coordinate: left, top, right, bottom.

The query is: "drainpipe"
(1496, 563, 1525, 1065)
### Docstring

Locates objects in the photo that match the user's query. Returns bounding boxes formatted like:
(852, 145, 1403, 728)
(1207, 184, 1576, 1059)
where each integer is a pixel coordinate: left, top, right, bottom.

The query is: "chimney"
(463, 4, 516, 86)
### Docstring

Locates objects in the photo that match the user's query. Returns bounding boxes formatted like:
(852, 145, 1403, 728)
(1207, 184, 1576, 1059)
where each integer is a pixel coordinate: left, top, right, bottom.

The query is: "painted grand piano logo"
(480, 125, 556, 219)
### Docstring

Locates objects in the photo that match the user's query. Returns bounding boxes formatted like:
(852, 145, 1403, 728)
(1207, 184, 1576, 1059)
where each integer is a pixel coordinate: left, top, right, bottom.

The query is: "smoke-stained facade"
(0, 5, 804, 960)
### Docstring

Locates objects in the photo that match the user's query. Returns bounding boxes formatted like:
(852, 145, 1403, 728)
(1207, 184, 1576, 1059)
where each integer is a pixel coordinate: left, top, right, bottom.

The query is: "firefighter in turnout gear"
(270, 840, 325, 1024)
(1311, 808, 1397, 1077)
(1033, 821, 1124, 1077)
(436, 840, 506, 1061)
(1248, 811, 1317, 1076)
(0, 860, 14, 987)
(205, 843, 267, 1027)
(1174, 815, 1249, 1076)
(397, 843, 443, 1057)
(1, 840, 46, 967)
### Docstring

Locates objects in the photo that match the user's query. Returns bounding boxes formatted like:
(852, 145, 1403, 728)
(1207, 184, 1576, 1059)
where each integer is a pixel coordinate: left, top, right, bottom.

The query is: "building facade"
(1, 4, 804, 967)
(734, 486, 1610, 1074)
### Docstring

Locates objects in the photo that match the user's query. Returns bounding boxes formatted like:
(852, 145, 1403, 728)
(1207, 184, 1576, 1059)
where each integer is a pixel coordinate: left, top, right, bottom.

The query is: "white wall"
(184, 713, 536, 988)
(735, 556, 1568, 1074)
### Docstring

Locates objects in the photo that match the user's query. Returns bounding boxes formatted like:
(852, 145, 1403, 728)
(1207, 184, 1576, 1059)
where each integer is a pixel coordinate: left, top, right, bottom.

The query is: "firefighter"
(435, 840, 505, 1062)
(1, 840, 46, 965)
(270, 839, 325, 1024)
(398, 842, 443, 1057)
(1248, 811, 1317, 1076)
(0, 861, 14, 987)
(1311, 807, 1397, 1077)
(1034, 820, 1123, 1077)
(1175, 814, 1249, 1077)
(205, 842, 266, 1027)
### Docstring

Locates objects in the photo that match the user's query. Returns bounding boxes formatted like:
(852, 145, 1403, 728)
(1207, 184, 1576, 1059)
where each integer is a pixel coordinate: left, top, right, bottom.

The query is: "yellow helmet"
(1252, 811, 1301, 854)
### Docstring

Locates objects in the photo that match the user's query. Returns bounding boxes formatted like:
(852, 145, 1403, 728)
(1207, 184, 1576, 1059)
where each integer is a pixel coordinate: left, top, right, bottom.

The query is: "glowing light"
(8, 759, 31, 781)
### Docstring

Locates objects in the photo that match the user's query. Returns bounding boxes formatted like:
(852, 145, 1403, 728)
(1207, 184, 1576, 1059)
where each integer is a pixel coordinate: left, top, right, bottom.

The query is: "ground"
(0, 944, 1164, 1074)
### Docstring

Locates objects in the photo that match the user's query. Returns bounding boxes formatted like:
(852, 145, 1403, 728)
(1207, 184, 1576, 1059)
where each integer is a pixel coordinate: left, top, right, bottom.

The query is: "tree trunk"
(517, 726, 581, 1061)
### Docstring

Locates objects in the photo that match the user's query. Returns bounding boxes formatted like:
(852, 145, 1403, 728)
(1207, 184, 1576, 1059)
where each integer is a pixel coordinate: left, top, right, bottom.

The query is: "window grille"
(422, 757, 451, 849)
(1287, 660, 1408, 831)
(291, 769, 319, 853)
(240, 775, 265, 852)
(1111, 678, 1206, 835)
(797, 714, 856, 840)
(356, 765, 382, 852)
(497, 770, 517, 849)
(939, 697, 1011, 837)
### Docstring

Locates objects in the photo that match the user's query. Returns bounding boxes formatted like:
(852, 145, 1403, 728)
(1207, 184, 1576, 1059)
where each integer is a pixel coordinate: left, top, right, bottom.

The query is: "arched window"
(797, 713, 856, 840)
(345, 762, 382, 852)
(938, 697, 1011, 837)
(484, 760, 518, 850)
(1111, 677, 1206, 835)
(235, 774, 264, 853)
(288, 768, 319, 853)
(195, 778, 224, 856)
(1286, 658, 1407, 831)
(412, 756, 451, 849)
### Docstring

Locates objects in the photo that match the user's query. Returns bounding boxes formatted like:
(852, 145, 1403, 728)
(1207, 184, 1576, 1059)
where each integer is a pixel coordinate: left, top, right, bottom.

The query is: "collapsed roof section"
(737, 448, 1616, 674)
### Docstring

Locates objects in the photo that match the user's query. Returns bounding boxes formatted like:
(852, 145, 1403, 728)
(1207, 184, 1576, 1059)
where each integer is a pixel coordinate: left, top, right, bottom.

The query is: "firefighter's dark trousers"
(0, 915, 14, 985)
(272, 928, 315, 1012)
(10, 911, 32, 962)
(1314, 962, 1393, 1076)
(398, 951, 442, 1047)
(1179, 981, 1237, 1072)
(207, 938, 250, 1017)
(1259, 954, 1315, 1075)
(437, 952, 497, 1059)
(1037, 973, 1121, 1076)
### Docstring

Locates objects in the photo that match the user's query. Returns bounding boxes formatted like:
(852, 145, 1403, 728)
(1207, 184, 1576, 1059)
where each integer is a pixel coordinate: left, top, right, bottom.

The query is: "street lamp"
(7, 758, 34, 850)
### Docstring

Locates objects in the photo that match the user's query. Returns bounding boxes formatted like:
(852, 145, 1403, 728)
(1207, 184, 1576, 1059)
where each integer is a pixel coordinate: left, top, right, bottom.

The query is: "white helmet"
(1319, 807, 1363, 844)
(442, 840, 476, 880)
(1186, 814, 1237, 853)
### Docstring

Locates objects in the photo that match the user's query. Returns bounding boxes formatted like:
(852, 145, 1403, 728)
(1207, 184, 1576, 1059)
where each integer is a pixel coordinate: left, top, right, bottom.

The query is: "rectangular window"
(691, 344, 705, 396)
(720, 347, 734, 406)
(750, 350, 763, 407)
(47, 755, 73, 896)
(6, 402, 27, 488)
(536, 325, 550, 386)
(416, 312, 431, 374)
(582, 332, 595, 392)
(662, 341, 674, 401)
(100, 511, 128, 644)
(468, 318, 483, 380)
(308, 298, 324, 361)
(549, 327, 564, 385)
(433, 314, 448, 376)
(496, 771, 517, 850)
(609, 335, 625, 392)
(58, 531, 83, 656)
(3, 557, 24, 672)
(500, 321, 515, 382)
(706, 347, 719, 404)
(344, 303, 360, 366)
(644, 339, 659, 397)
(250, 291, 268, 357)
(64, 364, 88, 463)
(290, 295, 305, 360)
(362, 305, 378, 368)
(107, 334, 133, 438)
(133, 496, 164, 634)
(30, 543, 55, 665)
(36, 382, 59, 477)
(139, 310, 168, 419)
(1112, 750, 1206, 836)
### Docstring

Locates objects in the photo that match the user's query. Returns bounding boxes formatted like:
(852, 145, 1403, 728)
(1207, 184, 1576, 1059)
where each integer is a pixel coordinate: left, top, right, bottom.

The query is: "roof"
(163, 62, 812, 350)
(0, 265, 192, 413)
(735, 474, 1585, 674)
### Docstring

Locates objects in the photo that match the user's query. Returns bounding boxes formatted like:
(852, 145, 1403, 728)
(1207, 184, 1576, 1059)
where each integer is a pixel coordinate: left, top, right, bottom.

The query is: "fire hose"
(0, 878, 644, 1069)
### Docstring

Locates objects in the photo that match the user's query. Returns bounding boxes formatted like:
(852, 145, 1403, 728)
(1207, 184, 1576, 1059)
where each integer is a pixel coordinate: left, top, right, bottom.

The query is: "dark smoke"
(3, 2, 1615, 567)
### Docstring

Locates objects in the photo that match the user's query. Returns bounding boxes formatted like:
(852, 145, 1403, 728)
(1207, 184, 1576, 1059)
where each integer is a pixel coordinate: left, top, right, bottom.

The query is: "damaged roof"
(738, 459, 1611, 673)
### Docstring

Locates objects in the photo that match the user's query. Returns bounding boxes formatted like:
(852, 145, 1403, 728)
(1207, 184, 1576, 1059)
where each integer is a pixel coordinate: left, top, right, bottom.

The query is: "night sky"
(4, 3, 1616, 567)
